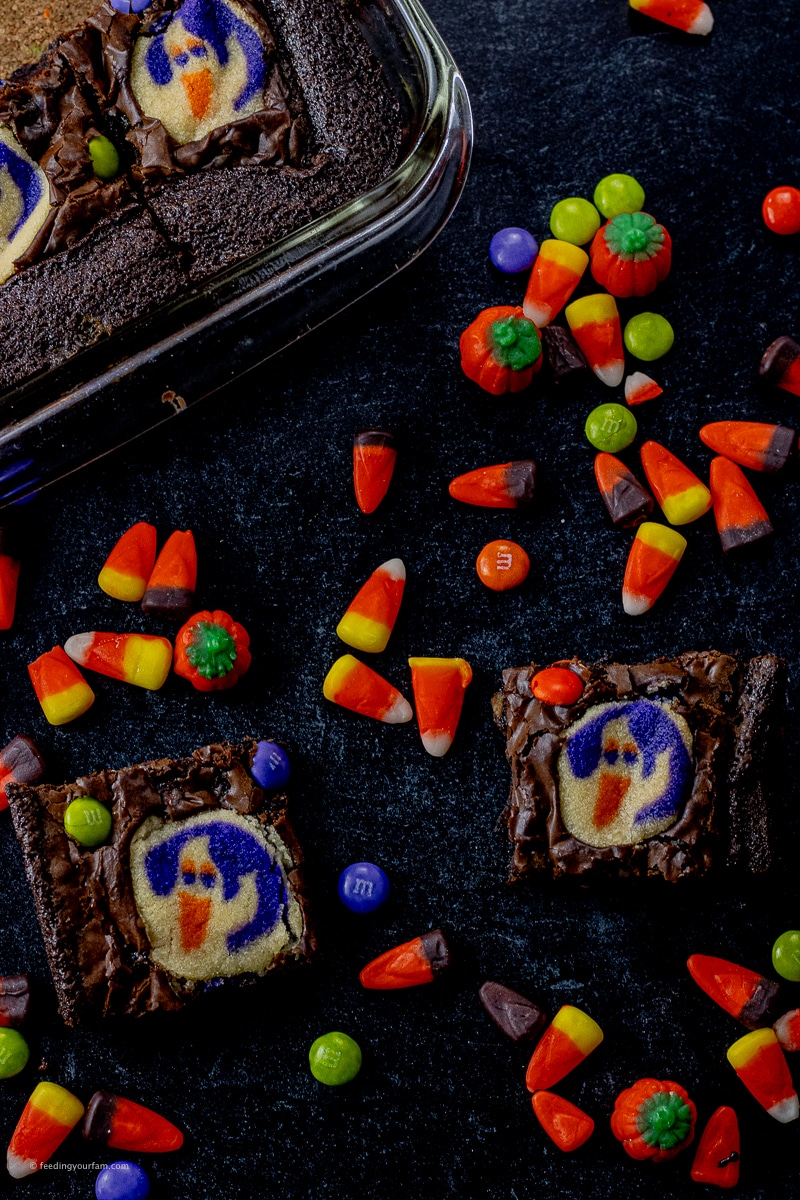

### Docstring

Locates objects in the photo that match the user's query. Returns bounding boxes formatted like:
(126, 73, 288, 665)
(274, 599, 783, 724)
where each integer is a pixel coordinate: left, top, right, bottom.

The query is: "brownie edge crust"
(7, 739, 317, 1026)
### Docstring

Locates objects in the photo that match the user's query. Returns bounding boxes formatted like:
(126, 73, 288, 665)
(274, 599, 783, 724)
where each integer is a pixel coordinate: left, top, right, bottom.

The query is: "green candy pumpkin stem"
(636, 1090, 693, 1150)
(489, 315, 541, 372)
(185, 621, 238, 679)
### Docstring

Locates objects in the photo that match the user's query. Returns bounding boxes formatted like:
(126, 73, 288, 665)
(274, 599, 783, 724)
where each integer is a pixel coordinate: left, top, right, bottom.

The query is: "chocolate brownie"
(6, 738, 317, 1025)
(497, 652, 784, 883)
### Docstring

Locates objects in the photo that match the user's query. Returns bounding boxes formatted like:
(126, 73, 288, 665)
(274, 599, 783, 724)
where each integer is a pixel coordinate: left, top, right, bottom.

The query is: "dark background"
(1, 0, 800, 1196)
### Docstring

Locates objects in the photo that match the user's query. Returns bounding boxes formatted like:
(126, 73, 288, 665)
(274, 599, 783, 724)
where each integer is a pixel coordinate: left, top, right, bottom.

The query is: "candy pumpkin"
(589, 211, 672, 297)
(459, 305, 542, 395)
(611, 1077, 696, 1162)
(174, 610, 251, 692)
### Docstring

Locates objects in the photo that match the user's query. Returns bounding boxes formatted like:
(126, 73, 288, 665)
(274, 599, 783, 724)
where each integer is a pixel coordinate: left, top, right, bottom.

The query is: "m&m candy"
(584, 404, 637, 453)
(338, 862, 390, 913)
(94, 1161, 151, 1200)
(64, 797, 113, 848)
(593, 173, 645, 219)
(489, 227, 538, 274)
(550, 198, 600, 246)
(309, 1032, 362, 1085)
(762, 186, 800, 236)
(772, 931, 800, 983)
(0, 1028, 29, 1078)
(476, 540, 530, 591)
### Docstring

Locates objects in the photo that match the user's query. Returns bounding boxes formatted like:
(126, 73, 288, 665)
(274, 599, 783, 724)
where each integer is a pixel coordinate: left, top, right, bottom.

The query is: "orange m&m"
(475, 540, 530, 591)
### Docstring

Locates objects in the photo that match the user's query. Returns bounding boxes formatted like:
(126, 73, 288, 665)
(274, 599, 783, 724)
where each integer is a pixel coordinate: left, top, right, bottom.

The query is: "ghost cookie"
(0, 125, 50, 284)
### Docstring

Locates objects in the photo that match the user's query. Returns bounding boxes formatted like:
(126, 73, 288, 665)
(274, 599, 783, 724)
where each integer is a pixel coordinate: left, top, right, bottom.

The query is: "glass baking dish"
(0, 0, 471, 509)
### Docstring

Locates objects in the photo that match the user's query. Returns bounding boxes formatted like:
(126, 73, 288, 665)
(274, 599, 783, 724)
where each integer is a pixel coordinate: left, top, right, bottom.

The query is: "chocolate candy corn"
(0, 525, 21, 630)
(541, 325, 588, 381)
(478, 981, 546, 1043)
(522, 239, 588, 327)
(448, 460, 537, 509)
(709, 457, 773, 553)
(525, 1005, 603, 1092)
(353, 430, 396, 514)
(774, 1009, 800, 1053)
(7, 1081, 85, 1178)
(594, 452, 654, 528)
(28, 646, 95, 725)
(687, 953, 782, 1029)
(336, 558, 406, 653)
(408, 656, 472, 756)
(699, 420, 796, 473)
(726, 1028, 799, 1123)
(565, 294, 624, 387)
(0, 735, 46, 812)
(323, 655, 412, 723)
(141, 530, 196, 620)
(359, 929, 451, 989)
(98, 522, 157, 602)
(640, 441, 711, 524)
(531, 1092, 594, 1152)
(690, 1106, 740, 1188)
(625, 371, 663, 406)
(629, 0, 714, 35)
(622, 522, 687, 616)
(0, 976, 30, 1028)
(64, 632, 173, 691)
(83, 1091, 184, 1153)
(760, 336, 800, 397)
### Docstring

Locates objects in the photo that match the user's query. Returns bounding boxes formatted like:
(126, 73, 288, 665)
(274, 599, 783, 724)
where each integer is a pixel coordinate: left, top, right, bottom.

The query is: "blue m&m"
(251, 741, 291, 790)
(489, 227, 538, 274)
(95, 1161, 150, 1200)
(338, 862, 390, 913)
(110, 0, 152, 12)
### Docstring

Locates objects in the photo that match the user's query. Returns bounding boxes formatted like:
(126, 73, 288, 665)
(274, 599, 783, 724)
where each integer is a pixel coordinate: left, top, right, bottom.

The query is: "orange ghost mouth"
(179, 891, 212, 950)
(182, 68, 214, 121)
(592, 772, 631, 828)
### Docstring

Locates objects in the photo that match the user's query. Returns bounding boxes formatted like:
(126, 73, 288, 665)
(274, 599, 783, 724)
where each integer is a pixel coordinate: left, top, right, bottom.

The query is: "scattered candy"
(762, 186, 800, 236)
(448, 460, 536, 509)
(523, 240, 589, 327)
(623, 312, 674, 360)
(336, 558, 406, 653)
(64, 797, 113, 848)
(629, 0, 714, 35)
(699, 420, 796, 472)
(687, 953, 782, 1029)
(532, 1091, 594, 1152)
(140, 529, 197, 621)
(308, 1032, 362, 1085)
(622, 522, 687, 616)
(408, 656, 472, 756)
(7, 1080, 85, 1178)
(250, 741, 291, 791)
(0, 1028, 29, 1078)
(726, 1028, 799, 1123)
(64, 631, 173, 691)
(772, 930, 800, 982)
(98, 522, 158, 602)
(353, 430, 397, 514)
(174, 610, 251, 691)
(709, 457, 773, 552)
(489, 227, 538, 274)
(584, 403, 637, 453)
(759, 336, 800, 397)
(550, 197, 601, 246)
(525, 1005, 603, 1092)
(0, 525, 21, 630)
(460, 306, 542, 394)
(640, 441, 712, 525)
(478, 981, 546, 1043)
(359, 929, 451, 989)
(28, 645, 95, 726)
(0, 736, 46, 813)
(83, 1091, 184, 1153)
(593, 173, 645, 219)
(323, 655, 412, 724)
(624, 371, 663, 406)
(95, 1160, 151, 1200)
(530, 665, 584, 705)
(690, 1106, 740, 1188)
(338, 862, 390, 913)
(611, 1078, 696, 1161)
(591, 212, 672, 297)
(540, 325, 589, 380)
(88, 135, 120, 181)
(0, 976, 30, 1028)
(594, 452, 654, 528)
(774, 1009, 800, 1052)
(475, 539, 530, 591)
(565, 293, 625, 387)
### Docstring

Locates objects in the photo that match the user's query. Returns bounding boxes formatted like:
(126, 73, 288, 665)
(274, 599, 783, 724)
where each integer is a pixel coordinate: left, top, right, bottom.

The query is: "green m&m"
(64, 797, 112, 847)
(772, 930, 800, 982)
(624, 312, 674, 361)
(309, 1031, 362, 1085)
(594, 173, 646, 219)
(0, 1028, 29, 1079)
(88, 135, 121, 181)
(549, 197, 601, 246)
(585, 403, 637, 452)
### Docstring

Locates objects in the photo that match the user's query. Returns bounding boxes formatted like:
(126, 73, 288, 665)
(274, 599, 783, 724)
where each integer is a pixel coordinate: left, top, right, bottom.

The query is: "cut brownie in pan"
(6, 738, 317, 1025)
(498, 652, 784, 882)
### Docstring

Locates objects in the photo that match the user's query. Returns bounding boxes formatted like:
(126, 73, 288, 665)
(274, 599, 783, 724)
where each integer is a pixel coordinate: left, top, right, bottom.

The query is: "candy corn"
(690, 1106, 740, 1188)
(709, 457, 773, 553)
(726, 1028, 799, 1122)
(0, 976, 30, 1028)
(525, 1005, 603, 1092)
(629, 0, 714, 35)
(687, 953, 781, 1029)
(565, 294, 624, 387)
(594, 452, 654, 528)
(353, 429, 396, 514)
(28, 646, 95, 726)
(541, 325, 588, 381)
(323, 655, 412, 723)
(448, 460, 537, 509)
(622, 522, 687, 616)
(408, 656, 472, 756)
(64, 631, 173, 691)
(7, 1081, 85, 1178)
(760, 336, 800, 397)
(522, 239, 588, 327)
(478, 981, 546, 1043)
(0, 735, 46, 812)
(531, 1092, 594, 1152)
(0, 525, 21, 630)
(336, 559, 406, 654)
(774, 1009, 800, 1053)
(699, 420, 796, 473)
(83, 1090, 184, 1153)
(640, 441, 711, 525)
(624, 371, 663, 406)
(360, 929, 451, 989)
(98, 522, 157, 601)
(141, 529, 197, 620)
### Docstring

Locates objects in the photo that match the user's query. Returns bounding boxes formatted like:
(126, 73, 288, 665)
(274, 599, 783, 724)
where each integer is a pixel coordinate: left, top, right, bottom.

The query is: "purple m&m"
(110, 0, 152, 12)
(95, 1161, 150, 1200)
(338, 862, 390, 913)
(489, 227, 538, 274)
(251, 741, 291, 790)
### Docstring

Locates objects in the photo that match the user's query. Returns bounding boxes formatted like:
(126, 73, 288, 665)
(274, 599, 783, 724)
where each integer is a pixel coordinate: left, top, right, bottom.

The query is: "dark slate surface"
(1, 0, 799, 1196)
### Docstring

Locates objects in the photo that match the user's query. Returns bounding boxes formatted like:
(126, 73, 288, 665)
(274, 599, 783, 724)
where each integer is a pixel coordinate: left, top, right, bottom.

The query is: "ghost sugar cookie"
(0, 126, 50, 285)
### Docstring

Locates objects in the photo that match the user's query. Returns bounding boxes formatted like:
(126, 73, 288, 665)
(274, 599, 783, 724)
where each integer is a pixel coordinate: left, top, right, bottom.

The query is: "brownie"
(497, 652, 784, 883)
(6, 738, 317, 1026)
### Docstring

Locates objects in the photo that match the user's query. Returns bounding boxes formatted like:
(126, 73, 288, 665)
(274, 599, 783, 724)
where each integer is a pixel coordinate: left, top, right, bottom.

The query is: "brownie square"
(498, 652, 784, 883)
(7, 738, 317, 1026)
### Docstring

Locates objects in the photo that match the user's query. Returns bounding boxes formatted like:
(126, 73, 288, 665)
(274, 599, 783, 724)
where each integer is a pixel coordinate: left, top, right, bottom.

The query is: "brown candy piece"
(0, 975, 30, 1028)
(541, 325, 588, 382)
(478, 981, 546, 1043)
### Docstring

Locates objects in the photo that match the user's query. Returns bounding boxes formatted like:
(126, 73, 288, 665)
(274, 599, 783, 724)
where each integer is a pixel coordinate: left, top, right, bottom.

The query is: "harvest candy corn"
(0, 735, 46, 812)
(640, 441, 711, 525)
(726, 1028, 799, 1122)
(7, 1081, 85, 1178)
(565, 294, 624, 387)
(525, 1005, 603, 1092)
(625, 371, 663, 406)
(359, 929, 451, 989)
(83, 1091, 184, 1153)
(522, 239, 588, 327)
(336, 558, 406, 653)
(0, 525, 21, 630)
(478, 981, 546, 1043)
(687, 953, 782, 1029)
(699, 420, 796, 473)
(64, 632, 173, 691)
(690, 1106, 740, 1188)
(460, 306, 542, 394)
(28, 646, 95, 725)
(448, 460, 537, 509)
(629, 0, 714, 35)
(760, 336, 800, 397)
(408, 656, 472, 756)
(622, 522, 687, 616)
(353, 430, 396, 514)
(532, 1092, 594, 1152)
(709, 458, 773, 553)
(774, 1009, 800, 1052)
(141, 529, 197, 620)
(611, 1078, 696, 1162)
(594, 452, 654, 528)
(323, 655, 412, 724)
(98, 522, 157, 602)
